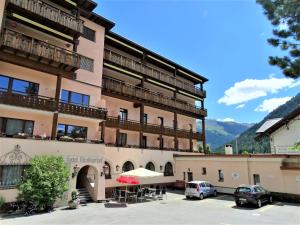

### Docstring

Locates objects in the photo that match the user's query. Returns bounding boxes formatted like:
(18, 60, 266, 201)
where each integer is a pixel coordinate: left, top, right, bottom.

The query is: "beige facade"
(270, 114, 300, 154)
(175, 155, 300, 196)
(0, 0, 207, 206)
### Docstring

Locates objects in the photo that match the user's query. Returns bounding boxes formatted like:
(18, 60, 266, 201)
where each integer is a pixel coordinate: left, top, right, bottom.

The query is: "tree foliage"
(257, 0, 300, 78)
(18, 156, 69, 211)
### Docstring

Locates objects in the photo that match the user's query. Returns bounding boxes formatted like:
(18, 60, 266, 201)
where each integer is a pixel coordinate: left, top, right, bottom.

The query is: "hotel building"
(0, 0, 207, 204)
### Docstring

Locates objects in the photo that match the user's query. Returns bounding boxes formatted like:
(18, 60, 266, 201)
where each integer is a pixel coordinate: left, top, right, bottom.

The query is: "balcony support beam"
(174, 112, 178, 151)
(139, 103, 144, 148)
(202, 118, 206, 153)
(101, 121, 106, 142)
(51, 73, 62, 139)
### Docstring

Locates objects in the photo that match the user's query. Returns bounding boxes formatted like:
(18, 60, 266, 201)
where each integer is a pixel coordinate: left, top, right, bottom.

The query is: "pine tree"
(257, 0, 300, 78)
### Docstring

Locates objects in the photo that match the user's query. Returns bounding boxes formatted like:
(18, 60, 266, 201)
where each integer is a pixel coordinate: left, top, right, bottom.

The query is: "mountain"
(197, 119, 253, 151)
(215, 92, 300, 154)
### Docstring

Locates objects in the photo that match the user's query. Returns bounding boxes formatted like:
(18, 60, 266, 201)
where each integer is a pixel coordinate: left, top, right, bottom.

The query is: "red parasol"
(116, 176, 140, 185)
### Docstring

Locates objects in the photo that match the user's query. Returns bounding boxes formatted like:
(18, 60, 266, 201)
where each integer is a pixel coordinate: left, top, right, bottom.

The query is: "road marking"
(252, 213, 260, 216)
(226, 203, 235, 208)
(259, 203, 277, 212)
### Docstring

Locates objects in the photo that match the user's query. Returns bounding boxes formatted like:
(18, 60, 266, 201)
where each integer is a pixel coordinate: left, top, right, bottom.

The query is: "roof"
(173, 154, 300, 158)
(106, 31, 208, 84)
(256, 118, 282, 133)
(255, 105, 300, 140)
(80, 9, 115, 30)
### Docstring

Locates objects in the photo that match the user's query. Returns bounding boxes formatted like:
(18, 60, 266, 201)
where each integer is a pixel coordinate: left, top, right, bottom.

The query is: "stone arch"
(122, 161, 135, 172)
(164, 162, 174, 176)
(75, 165, 100, 202)
(145, 161, 155, 171)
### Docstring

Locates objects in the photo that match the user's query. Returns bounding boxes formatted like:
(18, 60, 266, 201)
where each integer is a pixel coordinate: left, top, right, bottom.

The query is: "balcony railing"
(102, 77, 207, 117)
(104, 48, 206, 98)
(105, 116, 202, 140)
(1, 29, 81, 70)
(0, 90, 56, 112)
(59, 102, 107, 120)
(0, 90, 107, 120)
(8, 0, 84, 34)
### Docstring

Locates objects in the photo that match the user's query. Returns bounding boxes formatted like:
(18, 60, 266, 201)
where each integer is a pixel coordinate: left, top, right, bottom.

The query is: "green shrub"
(242, 150, 249, 154)
(18, 155, 69, 211)
(0, 196, 5, 209)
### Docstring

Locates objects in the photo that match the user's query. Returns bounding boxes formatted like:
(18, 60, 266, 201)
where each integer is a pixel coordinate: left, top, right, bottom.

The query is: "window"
(158, 117, 164, 126)
(122, 161, 134, 172)
(143, 113, 148, 124)
(253, 174, 260, 185)
(61, 90, 89, 106)
(202, 167, 207, 175)
(142, 136, 147, 148)
(83, 26, 95, 42)
(187, 172, 193, 182)
(80, 56, 94, 72)
(57, 124, 87, 138)
(145, 162, 155, 171)
(0, 165, 26, 187)
(119, 108, 128, 121)
(0, 117, 34, 136)
(0, 75, 9, 91)
(164, 162, 174, 176)
(0, 75, 39, 95)
(117, 132, 127, 147)
(158, 137, 164, 149)
(218, 170, 224, 182)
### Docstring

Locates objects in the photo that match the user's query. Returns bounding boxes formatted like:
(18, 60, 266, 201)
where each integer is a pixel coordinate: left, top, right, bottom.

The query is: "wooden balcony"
(59, 102, 107, 120)
(102, 77, 207, 118)
(104, 48, 206, 98)
(7, 0, 84, 35)
(0, 29, 81, 77)
(0, 90, 56, 112)
(105, 116, 203, 141)
(0, 90, 107, 120)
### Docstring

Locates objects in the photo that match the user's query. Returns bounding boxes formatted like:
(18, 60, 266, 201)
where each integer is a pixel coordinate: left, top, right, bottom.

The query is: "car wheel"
(257, 199, 262, 208)
(186, 196, 190, 200)
(213, 190, 217, 197)
(199, 193, 204, 200)
(235, 201, 241, 207)
(269, 196, 273, 203)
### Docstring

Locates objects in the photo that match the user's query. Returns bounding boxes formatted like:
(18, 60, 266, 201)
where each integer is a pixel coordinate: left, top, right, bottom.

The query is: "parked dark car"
(234, 185, 272, 208)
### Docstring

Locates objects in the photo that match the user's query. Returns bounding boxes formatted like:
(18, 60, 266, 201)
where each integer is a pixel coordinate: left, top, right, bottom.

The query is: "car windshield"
(237, 187, 251, 193)
(186, 183, 198, 189)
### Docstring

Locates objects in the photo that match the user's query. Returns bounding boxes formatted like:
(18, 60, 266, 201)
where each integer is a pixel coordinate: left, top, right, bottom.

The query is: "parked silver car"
(185, 181, 217, 200)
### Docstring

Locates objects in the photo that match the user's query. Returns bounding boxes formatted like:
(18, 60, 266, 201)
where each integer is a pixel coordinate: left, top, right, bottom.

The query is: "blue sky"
(96, 0, 300, 124)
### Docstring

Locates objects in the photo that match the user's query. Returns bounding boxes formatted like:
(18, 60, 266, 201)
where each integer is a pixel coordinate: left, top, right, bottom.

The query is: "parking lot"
(1, 191, 299, 225)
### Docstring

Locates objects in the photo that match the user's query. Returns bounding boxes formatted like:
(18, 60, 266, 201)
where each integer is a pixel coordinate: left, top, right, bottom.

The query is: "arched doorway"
(145, 162, 155, 171)
(76, 165, 98, 203)
(122, 161, 134, 172)
(164, 162, 174, 176)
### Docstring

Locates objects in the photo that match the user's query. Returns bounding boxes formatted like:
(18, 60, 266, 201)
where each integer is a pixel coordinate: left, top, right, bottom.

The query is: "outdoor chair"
(153, 189, 161, 200)
(136, 190, 145, 202)
(118, 190, 126, 202)
(111, 188, 120, 200)
(158, 187, 167, 200)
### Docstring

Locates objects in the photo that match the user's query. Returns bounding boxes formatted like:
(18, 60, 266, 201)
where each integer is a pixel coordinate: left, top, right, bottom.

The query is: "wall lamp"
(101, 164, 109, 176)
(116, 165, 120, 172)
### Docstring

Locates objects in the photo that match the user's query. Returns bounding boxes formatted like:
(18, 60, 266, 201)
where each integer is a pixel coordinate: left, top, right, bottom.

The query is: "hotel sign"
(64, 155, 103, 164)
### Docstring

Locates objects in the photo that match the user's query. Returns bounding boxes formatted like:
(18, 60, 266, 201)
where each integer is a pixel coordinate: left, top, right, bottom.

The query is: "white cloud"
(255, 97, 292, 113)
(236, 104, 245, 109)
(218, 76, 299, 106)
(217, 118, 235, 122)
